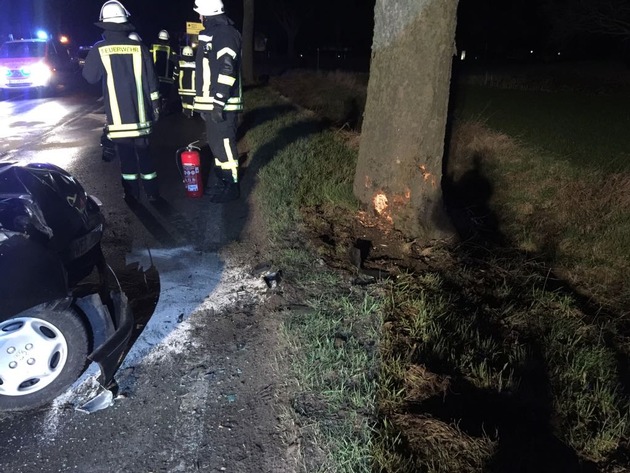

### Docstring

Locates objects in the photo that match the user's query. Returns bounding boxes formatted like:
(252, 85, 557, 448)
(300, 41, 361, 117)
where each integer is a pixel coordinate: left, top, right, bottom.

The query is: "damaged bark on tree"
(354, 0, 459, 241)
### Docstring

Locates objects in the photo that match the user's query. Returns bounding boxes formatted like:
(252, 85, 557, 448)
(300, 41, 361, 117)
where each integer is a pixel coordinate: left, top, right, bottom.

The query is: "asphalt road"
(0, 80, 288, 472)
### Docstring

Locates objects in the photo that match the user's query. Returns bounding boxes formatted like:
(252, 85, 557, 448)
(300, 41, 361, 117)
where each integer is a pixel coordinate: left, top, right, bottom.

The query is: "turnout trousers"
(204, 112, 239, 184)
(114, 137, 159, 199)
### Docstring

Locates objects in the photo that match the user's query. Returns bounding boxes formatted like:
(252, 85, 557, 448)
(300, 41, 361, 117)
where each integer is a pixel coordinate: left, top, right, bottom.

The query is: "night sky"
(0, 0, 626, 63)
(0, 0, 376, 53)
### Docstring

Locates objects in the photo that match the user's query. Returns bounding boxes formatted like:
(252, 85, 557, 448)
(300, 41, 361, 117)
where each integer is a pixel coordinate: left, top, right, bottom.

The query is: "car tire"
(0, 301, 90, 411)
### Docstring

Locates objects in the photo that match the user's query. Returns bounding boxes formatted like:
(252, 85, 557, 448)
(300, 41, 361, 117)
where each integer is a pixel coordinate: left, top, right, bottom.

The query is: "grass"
(446, 118, 630, 310)
(243, 66, 630, 472)
(452, 85, 630, 173)
(244, 87, 383, 471)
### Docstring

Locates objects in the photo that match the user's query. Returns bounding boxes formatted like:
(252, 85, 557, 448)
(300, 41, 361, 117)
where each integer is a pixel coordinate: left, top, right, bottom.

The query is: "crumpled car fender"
(0, 233, 67, 319)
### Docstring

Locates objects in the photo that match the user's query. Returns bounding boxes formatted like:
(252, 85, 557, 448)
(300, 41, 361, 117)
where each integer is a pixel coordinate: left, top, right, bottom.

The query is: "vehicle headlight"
(21, 62, 52, 86)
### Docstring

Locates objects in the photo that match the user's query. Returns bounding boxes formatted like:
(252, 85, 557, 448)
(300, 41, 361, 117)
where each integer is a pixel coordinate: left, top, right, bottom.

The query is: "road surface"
(0, 83, 289, 472)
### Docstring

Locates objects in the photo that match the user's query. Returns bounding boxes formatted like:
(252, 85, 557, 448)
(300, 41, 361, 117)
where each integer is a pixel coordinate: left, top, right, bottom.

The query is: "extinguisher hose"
(175, 147, 187, 182)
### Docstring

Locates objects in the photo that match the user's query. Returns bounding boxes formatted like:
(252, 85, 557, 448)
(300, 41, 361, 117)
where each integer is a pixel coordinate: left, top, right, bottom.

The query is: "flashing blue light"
(36, 30, 48, 40)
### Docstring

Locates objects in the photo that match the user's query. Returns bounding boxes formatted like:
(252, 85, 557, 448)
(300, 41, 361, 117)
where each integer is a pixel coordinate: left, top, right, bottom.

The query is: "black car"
(0, 162, 133, 411)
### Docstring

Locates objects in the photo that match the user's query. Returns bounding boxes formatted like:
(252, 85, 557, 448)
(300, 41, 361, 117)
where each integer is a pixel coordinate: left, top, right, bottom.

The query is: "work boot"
(210, 181, 239, 203)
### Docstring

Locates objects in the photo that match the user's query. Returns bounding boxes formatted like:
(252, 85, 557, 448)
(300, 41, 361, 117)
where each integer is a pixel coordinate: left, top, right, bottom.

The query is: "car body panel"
(0, 162, 133, 408)
(87, 290, 134, 386)
(0, 232, 68, 318)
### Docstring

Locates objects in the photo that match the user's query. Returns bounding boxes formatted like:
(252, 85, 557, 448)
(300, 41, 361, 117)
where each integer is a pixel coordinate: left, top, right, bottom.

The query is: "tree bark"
(242, 0, 255, 85)
(354, 0, 459, 241)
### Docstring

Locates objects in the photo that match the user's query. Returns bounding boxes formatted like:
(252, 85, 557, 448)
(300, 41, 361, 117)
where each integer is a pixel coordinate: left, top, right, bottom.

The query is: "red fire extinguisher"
(176, 142, 203, 198)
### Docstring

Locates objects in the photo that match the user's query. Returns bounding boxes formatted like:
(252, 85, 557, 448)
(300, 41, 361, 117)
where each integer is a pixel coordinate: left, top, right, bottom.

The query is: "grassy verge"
(244, 67, 630, 472)
(243, 87, 383, 471)
(447, 113, 630, 312)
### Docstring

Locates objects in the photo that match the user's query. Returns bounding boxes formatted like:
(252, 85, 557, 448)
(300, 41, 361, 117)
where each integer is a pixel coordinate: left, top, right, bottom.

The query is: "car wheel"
(0, 302, 89, 411)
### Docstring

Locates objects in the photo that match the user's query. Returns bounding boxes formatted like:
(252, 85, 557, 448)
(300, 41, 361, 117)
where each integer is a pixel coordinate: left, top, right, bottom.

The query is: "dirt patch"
(298, 204, 457, 279)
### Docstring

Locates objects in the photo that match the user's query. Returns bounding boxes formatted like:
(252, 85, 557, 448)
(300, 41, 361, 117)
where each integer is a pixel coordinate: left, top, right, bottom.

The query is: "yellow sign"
(186, 22, 204, 35)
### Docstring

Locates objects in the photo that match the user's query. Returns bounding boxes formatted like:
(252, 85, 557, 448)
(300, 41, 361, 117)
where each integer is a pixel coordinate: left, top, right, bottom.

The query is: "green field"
(454, 84, 630, 173)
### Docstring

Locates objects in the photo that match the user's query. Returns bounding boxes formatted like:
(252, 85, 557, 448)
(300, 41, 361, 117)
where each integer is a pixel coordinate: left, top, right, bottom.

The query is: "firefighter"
(128, 31, 143, 43)
(150, 29, 178, 113)
(193, 0, 243, 203)
(175, 46, 196, 118)
(83, 0, 162, 204)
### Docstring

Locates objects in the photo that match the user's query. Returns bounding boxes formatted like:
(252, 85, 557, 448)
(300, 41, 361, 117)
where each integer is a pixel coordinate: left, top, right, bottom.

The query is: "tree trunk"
(354, 0, 459, 241)
(242, 0, 255, 85)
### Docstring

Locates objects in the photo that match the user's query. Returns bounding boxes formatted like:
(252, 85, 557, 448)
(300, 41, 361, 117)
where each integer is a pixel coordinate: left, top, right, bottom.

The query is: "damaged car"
(0, 162, 133, 411)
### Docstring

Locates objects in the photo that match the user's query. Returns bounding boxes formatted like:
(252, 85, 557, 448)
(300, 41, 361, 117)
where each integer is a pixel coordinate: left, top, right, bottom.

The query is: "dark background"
(0, 0, 374, 53)
(1, 0, 629, 70)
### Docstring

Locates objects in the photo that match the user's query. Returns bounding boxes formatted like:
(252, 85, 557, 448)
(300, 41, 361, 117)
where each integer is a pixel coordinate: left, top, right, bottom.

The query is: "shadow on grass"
(387, 154, 629, 471)
(238, 104, 328, 181)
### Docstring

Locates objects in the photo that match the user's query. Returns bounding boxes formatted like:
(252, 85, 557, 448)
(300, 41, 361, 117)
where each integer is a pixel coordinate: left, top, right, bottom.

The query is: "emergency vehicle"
(0, 37, 75, 95)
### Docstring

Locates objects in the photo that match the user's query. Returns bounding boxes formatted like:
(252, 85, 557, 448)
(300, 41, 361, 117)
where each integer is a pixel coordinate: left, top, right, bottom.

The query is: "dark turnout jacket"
(83, 29, 160, 140)
(193, 14, 243, 113)
(150, 39, 177, 84)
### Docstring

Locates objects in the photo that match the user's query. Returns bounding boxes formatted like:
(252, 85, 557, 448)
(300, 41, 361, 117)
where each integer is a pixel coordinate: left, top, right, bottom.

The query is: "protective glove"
(100, 128, 116, 162)
(152, 100, 161, 122)
(210, 104, 225, 124)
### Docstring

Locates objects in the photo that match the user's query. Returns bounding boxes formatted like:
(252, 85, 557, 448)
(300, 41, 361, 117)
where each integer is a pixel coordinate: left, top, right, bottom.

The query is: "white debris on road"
(41, 246, 267, 439)
(119, 246, 267, 368)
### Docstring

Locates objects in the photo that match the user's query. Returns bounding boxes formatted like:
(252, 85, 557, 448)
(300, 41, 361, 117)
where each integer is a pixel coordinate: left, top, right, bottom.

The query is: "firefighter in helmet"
(150, 29, 178, 113)
(128, 31, 143, 43)
(175, 46, 196, 118)
(193, 0, 243, 203)
(82, 0, 162, 204)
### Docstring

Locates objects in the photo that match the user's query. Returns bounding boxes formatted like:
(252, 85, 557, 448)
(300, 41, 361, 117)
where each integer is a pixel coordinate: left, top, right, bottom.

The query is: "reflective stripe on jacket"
(193, 15, 243, 113)
(83, 31, 160, 140)
(177, 60, 196, 96)
(150, 42, 177, 84)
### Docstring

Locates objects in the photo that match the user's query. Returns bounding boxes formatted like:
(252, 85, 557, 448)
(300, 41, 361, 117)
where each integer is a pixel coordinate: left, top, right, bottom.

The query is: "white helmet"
(158, 29, 169, 41)
(182, 46, 194, 57)
(99, 0, 130, 23)
(194, 0, 224, 16)
(128, 32, 142, 41)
